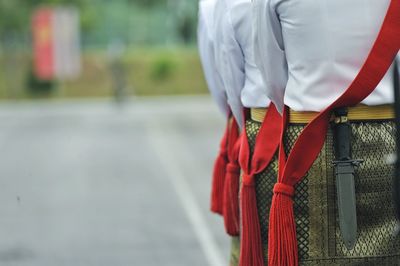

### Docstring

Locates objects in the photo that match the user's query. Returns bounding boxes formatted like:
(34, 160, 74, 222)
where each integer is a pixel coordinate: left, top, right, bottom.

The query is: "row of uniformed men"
(198, 0, 400, 265)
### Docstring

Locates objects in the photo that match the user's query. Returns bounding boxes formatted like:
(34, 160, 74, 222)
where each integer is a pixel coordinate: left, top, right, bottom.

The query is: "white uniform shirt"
(220, 0, 271, 126)
(254, 0, 397, 113)
(198, 0, 229, 115)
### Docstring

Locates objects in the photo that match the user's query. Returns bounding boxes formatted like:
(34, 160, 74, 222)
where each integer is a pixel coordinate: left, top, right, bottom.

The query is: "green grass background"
(0, 47, 208, 100)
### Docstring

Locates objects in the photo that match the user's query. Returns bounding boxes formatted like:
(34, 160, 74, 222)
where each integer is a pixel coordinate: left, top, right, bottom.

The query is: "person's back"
(219, 0, 271, 126)
(255, 0, 396, 112)
(198, 0, 228, 115)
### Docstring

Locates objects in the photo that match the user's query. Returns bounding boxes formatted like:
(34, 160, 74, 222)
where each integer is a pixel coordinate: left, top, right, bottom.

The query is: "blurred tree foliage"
(0, 0, 198, 47)
(128, 0, 163, 8)
(0, 0, 99, 38)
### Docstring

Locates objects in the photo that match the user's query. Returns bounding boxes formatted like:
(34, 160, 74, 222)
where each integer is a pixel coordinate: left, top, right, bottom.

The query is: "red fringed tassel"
(210, 146, 228, 215)
(223, 162, 240, 236)
(239, 174, 264, 266)
(268, 183, 298, 266)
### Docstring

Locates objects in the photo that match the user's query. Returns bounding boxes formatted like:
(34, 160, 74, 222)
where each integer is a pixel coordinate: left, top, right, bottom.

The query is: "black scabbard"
(332, 108, 362, 250)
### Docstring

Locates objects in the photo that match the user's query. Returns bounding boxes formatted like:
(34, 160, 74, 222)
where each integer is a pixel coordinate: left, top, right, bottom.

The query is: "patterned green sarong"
(230, 118, 400, 265)
(229, 237, 240, 266)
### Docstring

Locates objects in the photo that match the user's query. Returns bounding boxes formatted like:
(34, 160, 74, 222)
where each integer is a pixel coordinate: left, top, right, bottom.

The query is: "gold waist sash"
(250, 104, 394, 124)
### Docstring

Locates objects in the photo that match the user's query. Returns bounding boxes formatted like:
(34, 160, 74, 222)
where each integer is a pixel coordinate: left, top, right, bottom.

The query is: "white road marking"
(146, 121, 226, 266)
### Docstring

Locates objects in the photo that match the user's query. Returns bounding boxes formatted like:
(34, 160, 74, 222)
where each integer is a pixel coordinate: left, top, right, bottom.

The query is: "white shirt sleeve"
(220, 10, 245, 127)
(253, 0, 288, 113)
(197, 6, 229, 116)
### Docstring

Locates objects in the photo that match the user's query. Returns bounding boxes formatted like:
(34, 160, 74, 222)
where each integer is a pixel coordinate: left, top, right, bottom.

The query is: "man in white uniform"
(198, 0, 235, 219)
(199, 0, 248, 235)
(252, 0, 400, 264)
(215, 0, 282, 265)
(198, 1, 244, 264)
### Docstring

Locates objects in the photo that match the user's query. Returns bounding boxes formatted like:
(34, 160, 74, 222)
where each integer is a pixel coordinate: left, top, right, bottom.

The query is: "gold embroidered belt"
(250, 104, 394, 124)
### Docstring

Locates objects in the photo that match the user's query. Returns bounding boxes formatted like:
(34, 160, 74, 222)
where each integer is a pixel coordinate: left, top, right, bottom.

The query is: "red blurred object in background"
(32, 7, 81, 81)
(32, 8, 55, 80)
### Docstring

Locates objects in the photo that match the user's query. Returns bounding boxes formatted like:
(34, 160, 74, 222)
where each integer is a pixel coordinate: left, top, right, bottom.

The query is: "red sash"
(238, 104, 282, 266)
(210, 112, 242, 238)
(268, 1, 400, 265)
(223, 118, 241, 236)
(210, 116, 229, 215)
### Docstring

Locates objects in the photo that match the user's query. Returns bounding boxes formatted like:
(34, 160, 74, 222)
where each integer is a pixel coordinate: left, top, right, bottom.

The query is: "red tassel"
(239, 174, 264, 266)
(268, 183, 298, 266)
(223, 162, 240, 236)
(210, 146, 228, 215)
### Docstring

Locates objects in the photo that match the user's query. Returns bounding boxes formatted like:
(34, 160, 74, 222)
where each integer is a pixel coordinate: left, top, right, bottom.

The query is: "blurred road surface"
(0, 96, 231, 266)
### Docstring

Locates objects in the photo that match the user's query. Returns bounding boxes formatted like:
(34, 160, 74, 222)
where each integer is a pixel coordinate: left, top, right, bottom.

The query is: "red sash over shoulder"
(267, 1, 400, 265)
